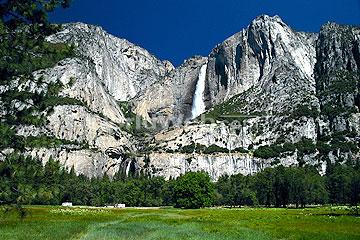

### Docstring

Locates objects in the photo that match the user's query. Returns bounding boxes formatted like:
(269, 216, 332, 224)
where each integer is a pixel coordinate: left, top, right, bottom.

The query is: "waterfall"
(191, 64, 208, 119)
(125, 161, 132, 177)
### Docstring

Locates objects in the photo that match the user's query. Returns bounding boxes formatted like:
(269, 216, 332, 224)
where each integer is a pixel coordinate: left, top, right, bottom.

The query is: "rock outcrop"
(133, 56, 208, 125)
(206, 15, 317, 106)
(135, 16, 359, 180)
(1, 16, 359, 180)
(47, 23, 170, 101)
(315, 23, 360, 136)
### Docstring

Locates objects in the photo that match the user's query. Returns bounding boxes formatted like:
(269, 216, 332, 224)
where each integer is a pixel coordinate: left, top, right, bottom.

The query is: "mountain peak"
(248, 14, 289, 34)
(252, 14, 284, 24)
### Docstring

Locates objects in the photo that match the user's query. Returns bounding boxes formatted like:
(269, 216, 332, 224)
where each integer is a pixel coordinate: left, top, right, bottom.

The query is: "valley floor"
(0, 206, 360, 240)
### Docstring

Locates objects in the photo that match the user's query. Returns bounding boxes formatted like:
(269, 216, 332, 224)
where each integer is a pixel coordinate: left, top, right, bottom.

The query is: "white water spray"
(191, 64, 208, 119)
(125, 161, 132, 177)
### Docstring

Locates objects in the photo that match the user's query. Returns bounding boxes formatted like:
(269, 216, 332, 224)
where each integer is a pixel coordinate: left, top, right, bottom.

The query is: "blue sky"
(50, 0, 360, 66)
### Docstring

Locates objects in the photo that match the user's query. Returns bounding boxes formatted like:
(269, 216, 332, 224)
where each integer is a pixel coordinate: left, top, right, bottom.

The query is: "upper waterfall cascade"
(191, 64, 208, 119)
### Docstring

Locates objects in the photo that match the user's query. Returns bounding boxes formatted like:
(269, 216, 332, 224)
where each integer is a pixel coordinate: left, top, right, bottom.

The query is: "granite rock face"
(206, 15, 317, 106)
(141, 151, 304, 181)
(314, 23, 360, 163)
(136, 16, 359, 179)
(47, 23, 170, 101)
(133, 56, 208, 125)
(2, 16, 359, 179)
(315, 23, 360, 135)
(36, 58, 127, 124)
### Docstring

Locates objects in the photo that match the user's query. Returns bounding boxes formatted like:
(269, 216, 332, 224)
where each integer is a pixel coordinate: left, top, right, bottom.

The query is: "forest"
(0, 153, 359, 209)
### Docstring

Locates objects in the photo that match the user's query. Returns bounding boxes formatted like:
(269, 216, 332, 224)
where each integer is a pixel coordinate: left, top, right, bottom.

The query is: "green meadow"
(0, 206, 360, 240)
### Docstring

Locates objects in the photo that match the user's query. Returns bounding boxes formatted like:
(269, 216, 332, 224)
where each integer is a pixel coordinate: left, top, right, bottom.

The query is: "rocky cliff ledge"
(1, 15, 359, 180)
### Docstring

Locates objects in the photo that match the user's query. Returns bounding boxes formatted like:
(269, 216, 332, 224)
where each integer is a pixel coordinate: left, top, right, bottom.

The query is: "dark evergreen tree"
(274, 166, 290, 207)
(303, 166, 328, 205)
(216, 175, 234, 206)
(254, 168, 275, 207)
(326, 163, 352, 204)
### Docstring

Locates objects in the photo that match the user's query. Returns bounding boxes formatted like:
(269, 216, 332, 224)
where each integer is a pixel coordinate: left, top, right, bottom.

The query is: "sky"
(50, 0, 360, 66)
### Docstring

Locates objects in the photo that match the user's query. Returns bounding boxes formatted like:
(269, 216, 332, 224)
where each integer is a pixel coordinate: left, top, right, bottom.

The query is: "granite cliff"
(1, 15, 359, 180)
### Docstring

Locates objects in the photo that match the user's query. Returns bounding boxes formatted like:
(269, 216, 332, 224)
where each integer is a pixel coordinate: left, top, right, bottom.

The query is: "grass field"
(0, 206, 360, 240)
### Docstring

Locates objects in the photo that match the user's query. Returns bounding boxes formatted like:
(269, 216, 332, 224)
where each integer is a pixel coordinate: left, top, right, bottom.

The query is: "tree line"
(0, 153, 359, 209)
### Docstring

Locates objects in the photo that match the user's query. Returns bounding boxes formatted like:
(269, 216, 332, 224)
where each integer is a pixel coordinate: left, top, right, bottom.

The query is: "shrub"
(24, 135, 76, 148)
(282, 143, 296, 152)
(232, 147, 249, 153)
(331, 139, 359, 153)
(117, 101, 136, 119)
(41, 96, 84, 109)
(291, 105, 319, 119)
(254, 146, 280, 159)
(180, 143, 228, 154)
(181, 143, 196, 153)
(296, 138, 317, 155)
(203, 144, 228, 154)
(0, 123, 16, 149)
(316, 141, 332, 155)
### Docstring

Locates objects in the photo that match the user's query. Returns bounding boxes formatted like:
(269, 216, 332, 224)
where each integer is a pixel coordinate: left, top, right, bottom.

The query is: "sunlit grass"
(0, 206, 359, 240)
